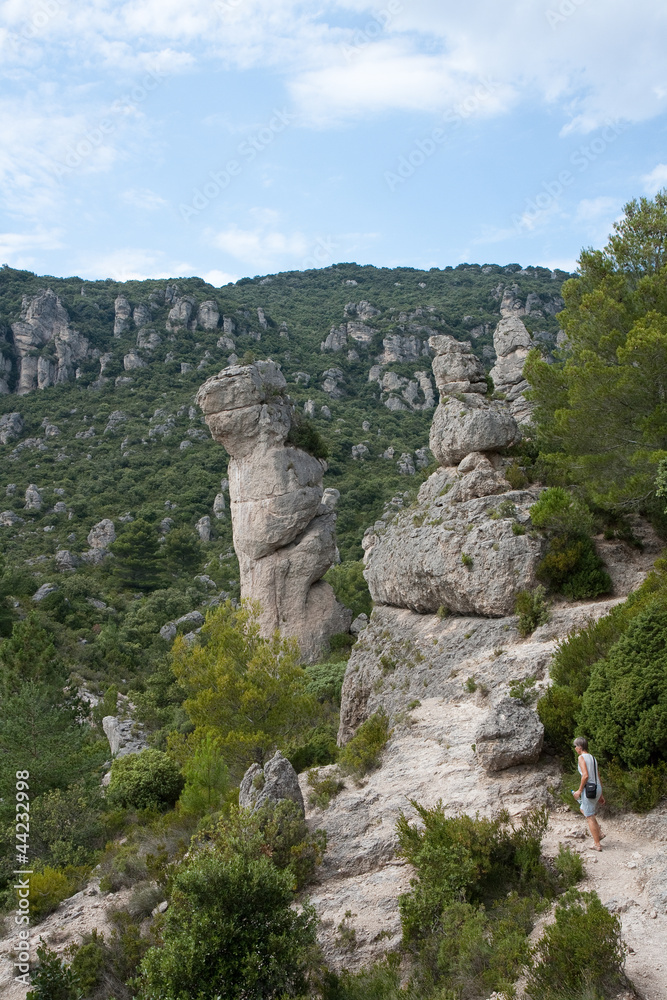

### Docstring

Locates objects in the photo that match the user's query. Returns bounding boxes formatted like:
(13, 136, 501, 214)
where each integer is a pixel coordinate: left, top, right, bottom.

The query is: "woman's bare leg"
(586, 815, 602, 849)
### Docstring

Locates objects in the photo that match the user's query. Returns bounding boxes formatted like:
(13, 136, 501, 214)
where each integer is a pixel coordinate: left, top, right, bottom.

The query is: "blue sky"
(1, 0, 667, 282)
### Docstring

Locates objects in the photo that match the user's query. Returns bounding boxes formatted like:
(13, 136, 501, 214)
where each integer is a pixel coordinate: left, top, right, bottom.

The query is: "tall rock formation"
(489, 316, 533, 426)
(10, 290, 90, 394)
(196, 360, 351, 660)
(363, 334, 541, 617)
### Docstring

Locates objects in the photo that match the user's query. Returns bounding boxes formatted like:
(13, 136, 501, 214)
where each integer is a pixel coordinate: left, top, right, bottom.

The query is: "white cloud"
(208, 223, 310, 269)
(575, 196, 619, 222)
(0, 229, 64, 264)
(76, 248, 192, 281)
(121, 188, 169, 210)
(643, 164, 667, 195)
(202, 268, 239, 286)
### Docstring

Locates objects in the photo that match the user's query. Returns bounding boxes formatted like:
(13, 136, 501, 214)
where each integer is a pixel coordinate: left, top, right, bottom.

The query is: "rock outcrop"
(10, 290, 90, 394)
(489, 315, 534, 425)
(82, 519, 115, 564)
(239, 750, 304, 815)
(0, 412, 24, 445)
(102, 715, 149, 758)
(196, 360, 351, 660)
(363, 335, 540, 617)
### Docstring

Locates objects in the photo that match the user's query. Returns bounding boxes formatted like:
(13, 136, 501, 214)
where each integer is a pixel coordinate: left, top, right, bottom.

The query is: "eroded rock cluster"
(196, 360, 351, 660)
(363, 334, 543, 617)
(10, 290, 91, 394)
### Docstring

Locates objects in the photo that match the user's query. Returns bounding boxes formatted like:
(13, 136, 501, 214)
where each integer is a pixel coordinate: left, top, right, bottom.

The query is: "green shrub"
(338, 710, 391, 780)
(135, 849, 317, 1000)
(98, 844, 148, 892)
(108, 749, 184, 811)
(27, 944, 82, 1000)
(526, 890, 626, 1000)
(285, 723, 339, 773)
(530, 489, 611, 601)
(601, 760, 667, 813)
(461, 552, 473, 568)
(286, 411, 329, 459)
(509, 676, 537, 705)
(304, 660, 348, 705)
(554, 844, 584, 888)
(515, 586, 549, 637)
(307, 768, 345, 809)
(67, 930, 105, 996)
(579, 605, 667, 768)
(27, 866, 79, 922)
(537, 686, 581, 759)
(325, 560, 372, 619)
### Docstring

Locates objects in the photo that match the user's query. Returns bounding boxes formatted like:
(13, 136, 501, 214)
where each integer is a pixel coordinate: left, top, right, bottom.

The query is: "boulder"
(430, 395, 520, 467)
(102, 715, 149, 758)
(11, 290, 89, 393)
(0, 510, 23, 526)
(489, 316, 533, 425)
(55, 549, 79, 572)
(475, 698, 544, 771)
(196, 516, 211, 542)
(24, 484, 42, 510)
(197, 361, 351, 660)
(239, 750, 304, 816)
(123, 350, 146, 370)
(198, 300, 220, 330)
(0, 412, 24, 444)
(88, 519, 115, 549)
(33, 582, 58, 602)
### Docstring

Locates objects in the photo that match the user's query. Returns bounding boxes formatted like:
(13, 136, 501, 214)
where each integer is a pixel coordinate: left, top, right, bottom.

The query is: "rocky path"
(543, 808, 667, 1000)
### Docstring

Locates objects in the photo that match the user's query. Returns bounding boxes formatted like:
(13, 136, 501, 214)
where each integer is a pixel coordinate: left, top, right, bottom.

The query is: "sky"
(1, 0, 667, 283)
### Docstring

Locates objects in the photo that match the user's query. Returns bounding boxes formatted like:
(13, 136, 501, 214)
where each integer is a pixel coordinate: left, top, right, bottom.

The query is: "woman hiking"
(572, 736, 606, 851)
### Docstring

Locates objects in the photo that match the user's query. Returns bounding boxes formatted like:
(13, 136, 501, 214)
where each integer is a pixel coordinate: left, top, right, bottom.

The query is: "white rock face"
(24, 484, 42, 510)
(196, 516, 211, 542)
(239, 751, 304, 815)
(133, 303, 152, 328)
(213, 493, 226, 519)
(166, 295, 196, 330)
(11, 290, 90, 394)
(364, 486, 544, 616)
(429, 395, 520, 466)
(0, 511, 23, 526)
(197, 361, 351, 660)
(88, 519, 115, 549)
(55, 549, 79, 571)
(198, 300, 220, 330)
(489, 314, 534, 425)
(136, 330, 161, 351)
(0, 412, 24, 445)
(102, 716, 149, 758)
(123, 350, 147, 370)
(113, 296, 132, 337)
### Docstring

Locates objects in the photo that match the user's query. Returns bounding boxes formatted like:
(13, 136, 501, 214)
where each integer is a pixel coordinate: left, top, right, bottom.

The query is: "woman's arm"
(573, 757, 588, 800)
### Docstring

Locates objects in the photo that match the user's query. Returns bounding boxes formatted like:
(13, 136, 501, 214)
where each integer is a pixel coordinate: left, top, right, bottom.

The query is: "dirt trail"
(542, 807, 667, 1000)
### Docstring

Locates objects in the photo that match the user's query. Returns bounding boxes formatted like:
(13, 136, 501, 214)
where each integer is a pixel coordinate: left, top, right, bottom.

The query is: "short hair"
(573, 736, 588, 751)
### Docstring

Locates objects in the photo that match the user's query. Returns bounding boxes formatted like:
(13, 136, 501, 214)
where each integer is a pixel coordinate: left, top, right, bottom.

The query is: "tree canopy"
(525, 190, 667, 510)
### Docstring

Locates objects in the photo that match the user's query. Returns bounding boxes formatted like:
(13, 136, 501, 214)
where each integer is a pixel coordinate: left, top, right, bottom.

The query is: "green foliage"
(29, 781, 108, 868)
(529, 489, 611, 600)
(161, 527, 202, 577)
(525, 191, 667, 510)
(0, 612, 66, 697)
(171, 601, 320, 775)
(110, 518, 163, 591)
(526, 890, 626, 1000)
(286, 410, 329, 458)
(554, 843, 585, 888)
(27, 943, 83, 1000)
(108, 749, 184, 811)
(601, 760, 667, 813)
(27, 866, 81, 921)
(304, 659, 348, 704)
(135, 847, 317, 1000)
(515, 586, 549, 637)
(508, 676, 537, 705)
(177, 731, 230, 816)
(578, 605, 667, 767)
(284, 723, 340, 773)
(537, 686, 581, 759)
(338, 710, 391, 779)
(307, 768, 345, 809)
(461, 552, 473, 568)
(395, 805, 552, 998)
(325, 559, 372, 619)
